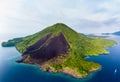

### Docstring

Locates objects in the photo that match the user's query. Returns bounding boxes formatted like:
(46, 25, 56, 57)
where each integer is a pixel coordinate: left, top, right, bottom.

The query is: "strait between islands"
(1, 23, 117, 78)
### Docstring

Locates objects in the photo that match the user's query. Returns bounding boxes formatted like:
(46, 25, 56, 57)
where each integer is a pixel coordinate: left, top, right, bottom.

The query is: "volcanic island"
(2, 23, 116, 78)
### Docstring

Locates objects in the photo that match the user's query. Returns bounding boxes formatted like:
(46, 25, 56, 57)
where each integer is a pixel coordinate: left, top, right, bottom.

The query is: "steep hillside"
(1, 23, 116, 78)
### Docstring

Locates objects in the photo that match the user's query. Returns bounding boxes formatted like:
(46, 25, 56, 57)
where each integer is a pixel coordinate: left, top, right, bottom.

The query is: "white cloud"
(0, 0, 120, 34)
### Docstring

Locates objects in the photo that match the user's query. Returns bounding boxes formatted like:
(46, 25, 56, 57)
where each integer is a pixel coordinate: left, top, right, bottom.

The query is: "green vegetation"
(2, 38, 23, 47)
(1, 23, 116, 78)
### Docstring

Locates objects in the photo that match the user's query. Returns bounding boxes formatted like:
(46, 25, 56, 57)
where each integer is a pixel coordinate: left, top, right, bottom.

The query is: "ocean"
(0, 34, 120, 82)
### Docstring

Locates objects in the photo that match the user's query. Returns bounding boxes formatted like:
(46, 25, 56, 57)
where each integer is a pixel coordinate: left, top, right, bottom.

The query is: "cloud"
(0, 0, 120, 34)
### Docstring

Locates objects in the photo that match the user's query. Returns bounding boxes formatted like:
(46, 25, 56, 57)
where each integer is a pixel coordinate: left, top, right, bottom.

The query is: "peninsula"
(2, 23, 116, 78)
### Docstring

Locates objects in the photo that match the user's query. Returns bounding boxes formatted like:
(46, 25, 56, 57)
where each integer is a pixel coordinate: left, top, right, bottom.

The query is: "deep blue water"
(0, 34, 120, 82)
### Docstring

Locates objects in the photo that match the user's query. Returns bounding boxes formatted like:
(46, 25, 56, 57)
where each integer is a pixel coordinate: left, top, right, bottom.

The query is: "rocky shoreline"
(17, 57, 100, 79)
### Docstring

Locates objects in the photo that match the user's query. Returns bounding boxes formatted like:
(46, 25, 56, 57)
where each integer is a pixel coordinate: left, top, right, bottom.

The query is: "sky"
(0, 0, 120, 35)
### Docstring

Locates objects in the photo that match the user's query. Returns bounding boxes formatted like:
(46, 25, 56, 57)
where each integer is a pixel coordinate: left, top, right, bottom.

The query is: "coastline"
(17, 57, 101, 79)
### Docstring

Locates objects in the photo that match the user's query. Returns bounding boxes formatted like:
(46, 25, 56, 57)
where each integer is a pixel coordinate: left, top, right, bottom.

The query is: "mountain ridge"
(1, 23, 116, 78)
(113, 31, 120, 35)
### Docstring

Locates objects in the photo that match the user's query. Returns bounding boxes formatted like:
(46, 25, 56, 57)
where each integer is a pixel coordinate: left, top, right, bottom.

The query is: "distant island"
(1, 23, 116, 78)
(113, 31, 120, 36)
(102, 31, 120, 36)
(86, 34, 109, 38)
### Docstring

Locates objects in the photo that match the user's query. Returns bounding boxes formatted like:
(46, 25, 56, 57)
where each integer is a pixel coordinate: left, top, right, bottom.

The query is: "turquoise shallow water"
(0, 34, 120, 82)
